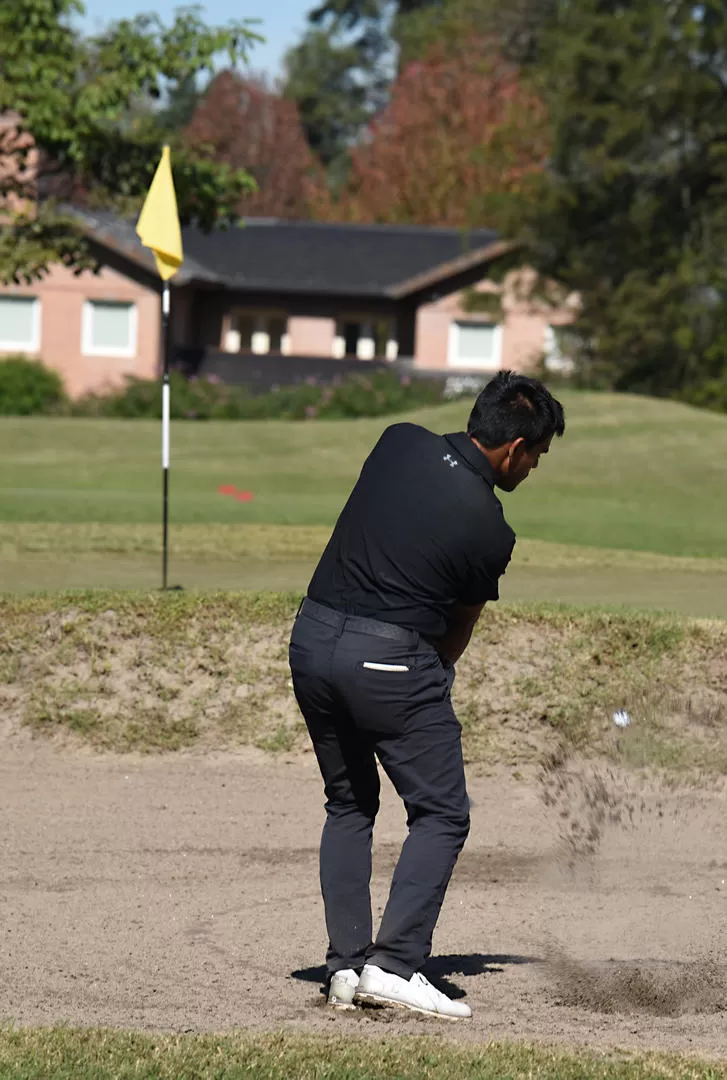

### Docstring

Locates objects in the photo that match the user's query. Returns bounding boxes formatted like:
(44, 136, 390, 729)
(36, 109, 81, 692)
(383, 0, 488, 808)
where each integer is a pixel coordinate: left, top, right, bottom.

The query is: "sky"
(78, 0, 312, 79)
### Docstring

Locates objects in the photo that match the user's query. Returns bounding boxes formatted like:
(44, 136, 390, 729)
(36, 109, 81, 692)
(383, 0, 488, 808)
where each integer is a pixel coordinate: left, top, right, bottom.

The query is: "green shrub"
(678, 375, 727, 414)
(0, 355, 67, 415)
(71, 369, 447, 420)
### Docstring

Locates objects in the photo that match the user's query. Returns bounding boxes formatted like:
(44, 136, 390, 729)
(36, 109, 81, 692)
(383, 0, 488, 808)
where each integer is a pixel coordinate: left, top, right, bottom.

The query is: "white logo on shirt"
(443, 453, 459, 468)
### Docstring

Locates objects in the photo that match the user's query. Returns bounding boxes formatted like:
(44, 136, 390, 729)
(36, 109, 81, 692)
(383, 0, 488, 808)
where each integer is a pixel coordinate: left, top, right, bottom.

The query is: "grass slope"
(2, 592, 725, 769)
(1, 391, 726, 558)
(0, 1029, 724, 1080)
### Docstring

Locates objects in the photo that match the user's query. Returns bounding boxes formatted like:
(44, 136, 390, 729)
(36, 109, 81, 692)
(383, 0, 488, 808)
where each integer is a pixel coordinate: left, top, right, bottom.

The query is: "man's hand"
(435, 602, 485, 666)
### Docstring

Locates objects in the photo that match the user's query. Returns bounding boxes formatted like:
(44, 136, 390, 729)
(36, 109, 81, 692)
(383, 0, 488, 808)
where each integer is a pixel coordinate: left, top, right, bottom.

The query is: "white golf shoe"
(354, 963, 472, 1019)
(327, 968, 360, 1009)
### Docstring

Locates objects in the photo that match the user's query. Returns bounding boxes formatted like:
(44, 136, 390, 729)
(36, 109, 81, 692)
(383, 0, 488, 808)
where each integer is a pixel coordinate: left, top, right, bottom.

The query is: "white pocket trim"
(362, 661, 410, 672)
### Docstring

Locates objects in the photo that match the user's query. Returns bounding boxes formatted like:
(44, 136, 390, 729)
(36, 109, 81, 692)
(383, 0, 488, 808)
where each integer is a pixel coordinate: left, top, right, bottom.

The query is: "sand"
(1, 736, 725, 1055)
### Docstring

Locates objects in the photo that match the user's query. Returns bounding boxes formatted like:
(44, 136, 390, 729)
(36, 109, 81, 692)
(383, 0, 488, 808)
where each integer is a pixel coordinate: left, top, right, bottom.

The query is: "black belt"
(299, 597, 420, 648)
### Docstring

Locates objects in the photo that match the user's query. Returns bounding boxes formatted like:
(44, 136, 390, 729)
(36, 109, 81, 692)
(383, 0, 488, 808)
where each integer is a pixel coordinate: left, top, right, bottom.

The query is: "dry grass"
(1, 592, 725, 768)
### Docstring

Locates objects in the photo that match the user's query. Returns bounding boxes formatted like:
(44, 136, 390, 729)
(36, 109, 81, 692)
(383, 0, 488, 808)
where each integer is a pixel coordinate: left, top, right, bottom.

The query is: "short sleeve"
(458, 531, 515, 605)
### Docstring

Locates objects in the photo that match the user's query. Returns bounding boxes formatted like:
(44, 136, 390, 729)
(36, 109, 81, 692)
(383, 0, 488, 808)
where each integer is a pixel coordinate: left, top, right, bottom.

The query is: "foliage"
(461, 288, 505, 321)
(485, 0, 727, 396)
(0, 0, 261, 284)
(678, 375, 727, 415)
(0, 355, 67, 415)
(67, 369, 445, 420)
(314, 39, 547, 226)
(394, 0, 555, 68)
(282, 1, 394, 178)
(182, 70, 323, 218)
(284, 0, 548, 179)
(156, 73, 204, 134)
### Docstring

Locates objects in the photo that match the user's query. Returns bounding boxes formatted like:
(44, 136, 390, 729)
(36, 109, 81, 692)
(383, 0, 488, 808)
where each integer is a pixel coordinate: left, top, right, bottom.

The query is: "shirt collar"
(443, 432, 496, 488)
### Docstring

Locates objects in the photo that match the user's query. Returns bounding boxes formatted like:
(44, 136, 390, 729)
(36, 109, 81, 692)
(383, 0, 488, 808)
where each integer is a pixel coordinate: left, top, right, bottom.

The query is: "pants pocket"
(351, 650, 448, 736)
(351, 660, 414, 735)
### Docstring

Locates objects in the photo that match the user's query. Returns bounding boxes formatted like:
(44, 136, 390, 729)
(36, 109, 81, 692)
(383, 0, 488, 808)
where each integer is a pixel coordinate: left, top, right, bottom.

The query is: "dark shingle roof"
(183, 219, 499, 297)
(67, 207, 218, 285)
(70, 208, 501, 298)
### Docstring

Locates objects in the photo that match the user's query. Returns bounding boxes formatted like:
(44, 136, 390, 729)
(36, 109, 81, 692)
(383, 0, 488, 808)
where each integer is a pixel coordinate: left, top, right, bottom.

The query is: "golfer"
(289, 371, 565, 1019)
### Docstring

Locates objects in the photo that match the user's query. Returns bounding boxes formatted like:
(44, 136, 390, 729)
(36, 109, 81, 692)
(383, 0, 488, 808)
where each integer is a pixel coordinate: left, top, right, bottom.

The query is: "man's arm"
(434, 602, 485, 666)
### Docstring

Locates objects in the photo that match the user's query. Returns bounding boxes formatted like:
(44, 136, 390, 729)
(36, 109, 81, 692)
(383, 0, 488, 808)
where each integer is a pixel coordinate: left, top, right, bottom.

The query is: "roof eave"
(216, 278, 390, 299)
(70, 210, 220, 287)
(385, 239, 520, 300)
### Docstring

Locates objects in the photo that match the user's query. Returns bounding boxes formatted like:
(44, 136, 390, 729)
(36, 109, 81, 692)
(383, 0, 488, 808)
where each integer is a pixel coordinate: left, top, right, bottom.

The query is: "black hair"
(466, 370, 565, 449)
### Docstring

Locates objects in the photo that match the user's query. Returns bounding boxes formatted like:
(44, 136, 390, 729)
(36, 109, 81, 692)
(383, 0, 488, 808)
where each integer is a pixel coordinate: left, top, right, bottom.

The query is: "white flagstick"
(161, 283, 171, 590)
(162, 380, 170, 470)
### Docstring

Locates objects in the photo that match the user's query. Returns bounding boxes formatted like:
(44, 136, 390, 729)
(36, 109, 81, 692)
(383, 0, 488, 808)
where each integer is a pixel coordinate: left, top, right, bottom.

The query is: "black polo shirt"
(307, 422, 516, 640)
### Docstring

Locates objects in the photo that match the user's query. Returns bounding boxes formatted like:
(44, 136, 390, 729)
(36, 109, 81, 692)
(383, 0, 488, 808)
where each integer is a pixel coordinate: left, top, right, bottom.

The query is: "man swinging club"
(289, 371, 565, 1019)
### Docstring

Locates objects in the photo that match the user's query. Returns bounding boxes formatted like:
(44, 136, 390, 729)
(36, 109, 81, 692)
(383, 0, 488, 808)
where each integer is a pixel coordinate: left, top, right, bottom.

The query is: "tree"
(183, 71, 323, 219)
(282, 0, 395, 178)
(0, 0, 261, 284)
(314, 41, 547, 227)
(490, 0, 727, 395)
(394, 0, 556, 68)
(157, 73, 204, 135)
(284, 0, 552, 180)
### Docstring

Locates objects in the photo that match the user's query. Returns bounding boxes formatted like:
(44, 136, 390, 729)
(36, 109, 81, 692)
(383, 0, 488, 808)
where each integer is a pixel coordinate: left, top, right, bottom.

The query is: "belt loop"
(296, 597, 305, 618)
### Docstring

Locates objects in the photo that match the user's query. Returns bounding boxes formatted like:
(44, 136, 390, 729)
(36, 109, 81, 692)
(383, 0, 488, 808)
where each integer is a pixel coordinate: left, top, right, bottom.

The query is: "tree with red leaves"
(315, 42, 548, 227)
(184, 70, 324, 219)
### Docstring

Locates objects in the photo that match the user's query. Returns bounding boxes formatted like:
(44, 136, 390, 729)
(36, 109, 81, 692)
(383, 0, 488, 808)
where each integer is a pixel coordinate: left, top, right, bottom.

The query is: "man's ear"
(506, 437, 527, 466)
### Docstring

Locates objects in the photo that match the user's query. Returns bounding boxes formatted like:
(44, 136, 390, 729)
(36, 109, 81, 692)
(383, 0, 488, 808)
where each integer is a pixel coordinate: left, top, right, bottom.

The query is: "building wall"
(415, 274, 572, 372)
(287, 316, 336, 356)
(0, 263, 160, 397)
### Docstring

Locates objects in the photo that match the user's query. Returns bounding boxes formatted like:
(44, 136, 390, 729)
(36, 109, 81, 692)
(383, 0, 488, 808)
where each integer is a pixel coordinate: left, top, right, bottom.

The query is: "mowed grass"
(2, 391, 725, 609)
(2, 390, 726, 556)
(0, 1028, 725, 1080)
(3, 522, 727, 617)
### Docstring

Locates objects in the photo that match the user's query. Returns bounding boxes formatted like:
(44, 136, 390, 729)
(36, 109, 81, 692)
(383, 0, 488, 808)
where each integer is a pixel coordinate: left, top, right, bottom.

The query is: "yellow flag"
(136, 145, 183, 281)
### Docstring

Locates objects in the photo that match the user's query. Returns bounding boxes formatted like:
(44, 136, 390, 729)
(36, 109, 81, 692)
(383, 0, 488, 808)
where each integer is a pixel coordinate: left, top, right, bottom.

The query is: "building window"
(544, 325, 575, 373)
(0, 295, 41, 352)
(448, 321, 502, 370)
(333, 317, 397, 360)
(82, 300, 137, 358)
(224, 312, 289, 355)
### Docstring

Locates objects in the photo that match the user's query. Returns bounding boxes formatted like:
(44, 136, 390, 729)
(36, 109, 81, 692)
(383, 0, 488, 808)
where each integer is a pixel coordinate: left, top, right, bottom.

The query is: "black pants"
(289, 598, 470, 980)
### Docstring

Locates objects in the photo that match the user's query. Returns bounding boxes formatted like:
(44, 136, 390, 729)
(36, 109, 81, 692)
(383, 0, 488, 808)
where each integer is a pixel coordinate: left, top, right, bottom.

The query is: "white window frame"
(81, 299, 138, 359)
(0, 295, 41, 352)
(544, 324, 575, 373)
(447, 320, 503, 371)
